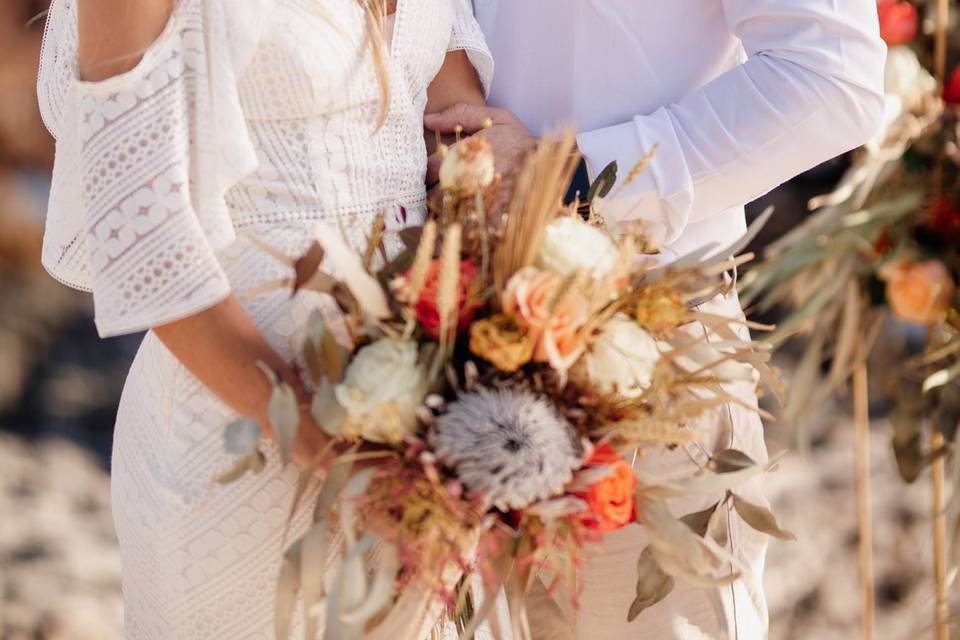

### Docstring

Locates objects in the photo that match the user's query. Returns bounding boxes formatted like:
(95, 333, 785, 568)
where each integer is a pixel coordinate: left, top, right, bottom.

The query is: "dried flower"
(393, 259, 481, 338)
(335, 339, 428, 444)
(877, 0, 918, 46)
(880, 257, 957, 326)
(634, 286, 689, 333)
(537, 216, 617, 279)
(469, 314, 536, 372)
(432, 387, 581, 511)
(440, 136, 496, 198)
(502, 266, 589, 373)
(885, 46, 936, 112)
(571, 314, 660, 398)
(572, 443, 637, 532)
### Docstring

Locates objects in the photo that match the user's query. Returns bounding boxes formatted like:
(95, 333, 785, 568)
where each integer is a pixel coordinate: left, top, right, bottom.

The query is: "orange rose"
(501, 267, 589, 372)
(395, 259, 481, 338)
(880, 258, 957, 326)
(574, 444, 637, 532)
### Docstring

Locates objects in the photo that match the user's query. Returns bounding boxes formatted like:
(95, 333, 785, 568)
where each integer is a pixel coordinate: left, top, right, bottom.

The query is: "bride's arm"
(153, 299, 330, 466)
(78, 0, 329, 465)
(426, 50, 485, 115)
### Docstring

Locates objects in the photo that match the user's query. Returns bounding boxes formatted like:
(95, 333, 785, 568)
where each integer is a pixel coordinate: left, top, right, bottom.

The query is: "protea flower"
(431, 387, 581, 511)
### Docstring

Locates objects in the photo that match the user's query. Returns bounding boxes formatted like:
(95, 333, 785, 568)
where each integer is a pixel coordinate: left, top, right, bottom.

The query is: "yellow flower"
(469, 314, 536, 373)
(634, 286, 688, 333)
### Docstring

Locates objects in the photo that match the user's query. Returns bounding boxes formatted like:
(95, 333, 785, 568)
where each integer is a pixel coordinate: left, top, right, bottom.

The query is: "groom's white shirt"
(474, 0, 886, 259)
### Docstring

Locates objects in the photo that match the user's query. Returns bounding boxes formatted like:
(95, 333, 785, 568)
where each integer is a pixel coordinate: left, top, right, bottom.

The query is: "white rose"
(537, 216, 618, 279)
(333, 339, 428, 444)
(439, 137, 496, 197)
(571, 314, 659, 398)
(885, 46, 936, 111)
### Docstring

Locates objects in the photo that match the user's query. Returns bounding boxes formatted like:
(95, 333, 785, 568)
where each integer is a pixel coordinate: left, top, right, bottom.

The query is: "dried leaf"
(292, 242, 325, 294)
(707, 450, 756, 474)
(732, 494, 796, 541)
(300, 520, 329, 640)
(314, 223, 392, 320)
(924, 360, 960, 394)
(275, 541, 302, 640)
(681, 502, 720, 536)
(587, 160, 617, 203)
(214, 454, 256, 485)
(627, 546, 674, 621)
(320, 329, 346, 383)
(268, 383, 300, 464)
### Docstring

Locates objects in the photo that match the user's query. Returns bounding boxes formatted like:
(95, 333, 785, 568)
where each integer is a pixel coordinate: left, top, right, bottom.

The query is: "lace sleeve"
(37, 0, 271, 337)
(449, 0, 494, 96)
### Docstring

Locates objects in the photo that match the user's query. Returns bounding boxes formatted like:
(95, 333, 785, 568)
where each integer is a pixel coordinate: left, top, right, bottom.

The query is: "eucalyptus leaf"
(627, 546, 675, 621)
(707, 449, 756, 474)
(300, 520, 329, 640)
(732, 494, 796, 541)
(268, 383, 300, 465)
(214, 456, 254, 485)
(681, 502, 720, 537)
(223, 417, 262, 457)
(310, 382, 346, 438)
(274, 541, 302, 640)
(586, 160, 618, 203)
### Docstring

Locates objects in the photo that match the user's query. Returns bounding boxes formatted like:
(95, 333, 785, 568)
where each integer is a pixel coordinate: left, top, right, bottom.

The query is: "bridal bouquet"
(220, 131, 783, 639)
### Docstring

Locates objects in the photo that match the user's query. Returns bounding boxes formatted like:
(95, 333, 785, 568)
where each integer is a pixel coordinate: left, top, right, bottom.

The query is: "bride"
(38, 0, 492, 636)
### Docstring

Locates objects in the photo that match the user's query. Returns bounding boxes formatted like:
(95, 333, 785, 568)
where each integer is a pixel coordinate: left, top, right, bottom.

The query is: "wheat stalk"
(438, 223, 462, 349)
(493, 130, 579, 295)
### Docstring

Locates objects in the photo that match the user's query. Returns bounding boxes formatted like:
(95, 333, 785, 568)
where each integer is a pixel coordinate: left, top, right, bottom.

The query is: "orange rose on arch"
(573, 443, 637, 533)
(880, 257, 957, 326)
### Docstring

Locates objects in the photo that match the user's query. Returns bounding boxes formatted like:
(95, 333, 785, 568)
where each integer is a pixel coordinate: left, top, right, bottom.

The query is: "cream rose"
(334, 339, 428, 444)
(571, 314, 660, 398)
(439, 136, 496, 197)
(537, 216, 617, 279)
(885, 46, 935, 111)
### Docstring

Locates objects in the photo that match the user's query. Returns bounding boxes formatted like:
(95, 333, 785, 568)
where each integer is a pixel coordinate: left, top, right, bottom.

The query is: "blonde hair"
(358, 0, 391, 130)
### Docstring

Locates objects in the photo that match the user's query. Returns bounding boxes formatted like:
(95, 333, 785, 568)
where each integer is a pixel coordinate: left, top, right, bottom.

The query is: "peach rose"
(502, 267, 589, 372)
(880, 258, 956, 326)
(573, 443, 637, 532)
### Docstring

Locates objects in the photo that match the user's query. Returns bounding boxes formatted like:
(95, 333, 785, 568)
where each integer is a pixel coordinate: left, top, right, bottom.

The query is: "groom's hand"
(425, 103, 538, 188)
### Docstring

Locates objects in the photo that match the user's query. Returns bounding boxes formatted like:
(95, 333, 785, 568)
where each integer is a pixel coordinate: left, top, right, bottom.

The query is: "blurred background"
(0, 3, 948, 639)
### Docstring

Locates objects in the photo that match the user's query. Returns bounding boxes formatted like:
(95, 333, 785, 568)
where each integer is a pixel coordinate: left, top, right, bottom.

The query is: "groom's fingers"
(424, 102, 499, 134)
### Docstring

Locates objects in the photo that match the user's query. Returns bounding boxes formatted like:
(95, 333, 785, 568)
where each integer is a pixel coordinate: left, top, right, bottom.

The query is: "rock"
(0, 434, 122, 640)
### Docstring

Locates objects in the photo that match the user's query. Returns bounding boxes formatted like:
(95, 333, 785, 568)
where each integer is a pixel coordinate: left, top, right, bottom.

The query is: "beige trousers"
(526, 291, 770, 640)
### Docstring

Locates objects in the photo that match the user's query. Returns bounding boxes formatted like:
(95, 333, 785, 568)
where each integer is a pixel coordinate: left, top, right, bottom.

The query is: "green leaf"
(732, 494, 796, 541)
(586, 160, 618, 203)
(627, 546, 674, 621)
(268, 383, 300, 465)
(707, 449, 757, 474)
(223, 417, 261, 457)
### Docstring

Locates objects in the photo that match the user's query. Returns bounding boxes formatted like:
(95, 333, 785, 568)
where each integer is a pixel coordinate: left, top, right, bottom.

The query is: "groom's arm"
(428, 0, 886, 243)
(573, 0, 886, 242)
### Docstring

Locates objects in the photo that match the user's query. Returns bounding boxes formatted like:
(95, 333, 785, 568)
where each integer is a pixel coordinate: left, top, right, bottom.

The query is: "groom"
(428, 0, 886, 637)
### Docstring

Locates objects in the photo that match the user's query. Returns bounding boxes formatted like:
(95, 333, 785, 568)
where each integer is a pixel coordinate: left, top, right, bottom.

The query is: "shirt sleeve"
(38, 0, 271, 337)
(448, 0, 494, 96)
(577, 0, 887, 245)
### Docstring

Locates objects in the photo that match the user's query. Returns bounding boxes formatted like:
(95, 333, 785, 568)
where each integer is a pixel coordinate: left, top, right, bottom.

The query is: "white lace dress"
(38, 0, 492, 636)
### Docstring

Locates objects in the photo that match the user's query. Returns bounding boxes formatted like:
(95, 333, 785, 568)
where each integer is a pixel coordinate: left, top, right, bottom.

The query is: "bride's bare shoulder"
(76, 0, 175, 81)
